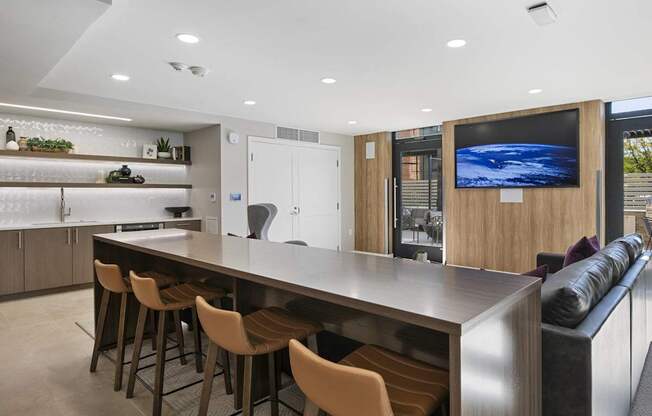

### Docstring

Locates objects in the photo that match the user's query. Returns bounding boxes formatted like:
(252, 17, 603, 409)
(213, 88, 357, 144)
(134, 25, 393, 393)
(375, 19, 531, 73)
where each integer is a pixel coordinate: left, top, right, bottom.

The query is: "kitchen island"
(93, 229, 541, 416)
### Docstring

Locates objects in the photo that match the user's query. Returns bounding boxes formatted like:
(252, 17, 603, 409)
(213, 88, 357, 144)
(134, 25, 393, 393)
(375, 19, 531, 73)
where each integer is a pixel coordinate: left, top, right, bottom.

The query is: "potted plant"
(157, 137, 171, 159)
(27, 137, 74, 153)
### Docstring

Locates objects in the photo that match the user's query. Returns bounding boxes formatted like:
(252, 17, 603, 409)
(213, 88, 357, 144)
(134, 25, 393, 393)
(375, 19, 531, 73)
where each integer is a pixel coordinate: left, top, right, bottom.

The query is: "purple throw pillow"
(522, 264, 549, 282)
(587, 235, 600, 252)
(563, 236, 599, 267)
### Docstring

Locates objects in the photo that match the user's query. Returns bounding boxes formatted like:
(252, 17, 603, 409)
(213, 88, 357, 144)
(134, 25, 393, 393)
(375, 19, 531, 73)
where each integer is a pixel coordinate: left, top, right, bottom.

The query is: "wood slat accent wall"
(354, 132, 392, 253)
(443, 100, 605, 273)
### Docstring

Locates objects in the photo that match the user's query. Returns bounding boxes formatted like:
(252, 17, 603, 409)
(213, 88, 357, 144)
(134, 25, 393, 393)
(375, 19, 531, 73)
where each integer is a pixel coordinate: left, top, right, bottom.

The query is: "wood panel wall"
(354, 132, 392, 253)
(443, 100, 605, 273)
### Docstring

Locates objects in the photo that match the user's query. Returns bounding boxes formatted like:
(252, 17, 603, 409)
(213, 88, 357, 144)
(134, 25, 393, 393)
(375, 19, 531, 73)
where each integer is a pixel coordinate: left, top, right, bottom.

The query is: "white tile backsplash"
(0, 113, 190, 225)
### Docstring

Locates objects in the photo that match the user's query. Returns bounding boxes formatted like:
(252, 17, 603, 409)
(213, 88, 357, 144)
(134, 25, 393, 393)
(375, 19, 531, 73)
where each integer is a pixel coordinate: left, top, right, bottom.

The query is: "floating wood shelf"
(0, 150, 191, 165)
(0, 182, 192, 189)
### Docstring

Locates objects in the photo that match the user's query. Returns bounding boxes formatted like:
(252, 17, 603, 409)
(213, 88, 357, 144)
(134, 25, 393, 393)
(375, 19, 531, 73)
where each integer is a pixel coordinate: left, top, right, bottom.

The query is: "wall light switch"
(500, 188, 523, 203)
(209, 192, 217, 203)
(365, 142, 376, 159)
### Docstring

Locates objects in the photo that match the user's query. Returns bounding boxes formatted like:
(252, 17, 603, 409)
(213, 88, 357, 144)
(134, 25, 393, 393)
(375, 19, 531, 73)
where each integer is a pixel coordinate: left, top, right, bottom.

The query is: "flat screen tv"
(454, 109, 579, 188)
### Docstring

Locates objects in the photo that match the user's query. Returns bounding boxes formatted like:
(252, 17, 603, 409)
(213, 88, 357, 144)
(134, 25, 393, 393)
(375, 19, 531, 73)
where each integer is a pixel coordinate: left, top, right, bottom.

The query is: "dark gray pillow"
(614, 233, 643, 264)
(599, 242, 630, 284)
(542, 254, 614, 328)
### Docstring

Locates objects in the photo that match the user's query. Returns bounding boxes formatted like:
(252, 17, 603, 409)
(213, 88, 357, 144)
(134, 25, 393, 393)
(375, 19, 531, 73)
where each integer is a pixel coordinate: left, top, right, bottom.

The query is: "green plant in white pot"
(157, 137, 171, 159)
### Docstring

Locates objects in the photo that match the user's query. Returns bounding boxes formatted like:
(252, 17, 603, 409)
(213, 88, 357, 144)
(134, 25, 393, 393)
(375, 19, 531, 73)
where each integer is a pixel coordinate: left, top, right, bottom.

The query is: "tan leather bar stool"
(90, 260, 180, 391)
(196, 296, 323, 416)
(126, 271, 230, 416)
(289, 339, 450, 416)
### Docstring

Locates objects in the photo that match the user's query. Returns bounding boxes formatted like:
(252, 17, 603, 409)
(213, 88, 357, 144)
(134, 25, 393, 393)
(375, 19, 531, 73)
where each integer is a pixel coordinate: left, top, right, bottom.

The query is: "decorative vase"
(18, 137, 28, 151)
(6, 127, 16, 144)
(158, 151, 171, 159)
(119, 165, 131, 177)
(5, 141, 19, 151)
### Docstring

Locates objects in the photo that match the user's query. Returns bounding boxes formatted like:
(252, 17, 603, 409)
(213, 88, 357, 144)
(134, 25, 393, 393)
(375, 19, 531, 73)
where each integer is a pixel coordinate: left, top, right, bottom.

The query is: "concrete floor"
(0, 287, 171, 416)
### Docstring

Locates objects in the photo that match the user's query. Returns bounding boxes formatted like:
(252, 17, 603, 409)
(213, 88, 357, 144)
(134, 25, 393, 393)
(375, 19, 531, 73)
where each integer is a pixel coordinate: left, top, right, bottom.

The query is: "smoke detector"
(168, 62, 189, 71)
(188, 66, 209, 77)
(528, 2, 558, 26)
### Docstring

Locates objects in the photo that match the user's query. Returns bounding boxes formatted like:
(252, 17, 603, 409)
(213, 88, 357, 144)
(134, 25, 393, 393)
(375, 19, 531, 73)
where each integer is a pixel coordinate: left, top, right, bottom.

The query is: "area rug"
(76, 319, 306, 416)
(631, 343, 652, 416)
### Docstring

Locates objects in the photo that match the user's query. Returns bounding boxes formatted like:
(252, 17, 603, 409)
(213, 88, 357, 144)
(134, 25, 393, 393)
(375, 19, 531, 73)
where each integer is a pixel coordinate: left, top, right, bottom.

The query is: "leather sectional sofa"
(536, 234, 650, 416)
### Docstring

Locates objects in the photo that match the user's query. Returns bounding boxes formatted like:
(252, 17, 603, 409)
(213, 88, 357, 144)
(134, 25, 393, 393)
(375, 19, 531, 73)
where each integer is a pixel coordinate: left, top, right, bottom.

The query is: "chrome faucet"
(60, 187, 71, 223)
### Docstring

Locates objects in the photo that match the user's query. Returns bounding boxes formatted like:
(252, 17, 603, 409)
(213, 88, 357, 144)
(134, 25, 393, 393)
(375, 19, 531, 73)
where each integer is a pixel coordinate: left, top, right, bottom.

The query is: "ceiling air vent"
(276, 126, 320, 144)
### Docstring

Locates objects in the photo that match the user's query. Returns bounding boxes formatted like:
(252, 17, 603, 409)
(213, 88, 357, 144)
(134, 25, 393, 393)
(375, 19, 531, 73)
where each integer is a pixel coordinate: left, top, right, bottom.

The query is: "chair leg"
(440, 400, 448, 416)
(307, 333, 319, 354)
(242, 355, 254, 416)
(198, 341, 219, 416)
(114, 292, 128, 391)
(149, 309, 158, 351)
(173, 310, 187, 365)
(268, 352, 279, 416)
(126, 304, 148, 398)
(90, 288, 110, 372)
(223, 348, 233, 395)
(153, 310, 168, 416)
(192, 306, 203, 373)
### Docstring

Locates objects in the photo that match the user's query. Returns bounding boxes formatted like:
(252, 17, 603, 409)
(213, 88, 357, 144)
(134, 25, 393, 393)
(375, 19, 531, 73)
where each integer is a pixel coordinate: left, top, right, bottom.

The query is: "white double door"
(248, 136, 341, 250)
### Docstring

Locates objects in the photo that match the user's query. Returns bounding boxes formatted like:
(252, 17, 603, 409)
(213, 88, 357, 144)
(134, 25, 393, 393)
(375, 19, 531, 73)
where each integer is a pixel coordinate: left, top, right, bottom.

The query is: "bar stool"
(195, 296, 323, 416)
(90, 260, 181, 391)
(126, 271, 230, 416)
(289, 339, 450, 416)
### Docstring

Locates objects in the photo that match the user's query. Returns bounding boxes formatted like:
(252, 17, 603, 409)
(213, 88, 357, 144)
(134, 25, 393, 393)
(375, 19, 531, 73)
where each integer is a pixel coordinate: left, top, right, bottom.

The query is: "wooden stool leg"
(153, 310, 168, 416)
(242, 355, 254, 416)
(173, 310, 187, 365)
(268, 352, 279, 416)
(149, 310, 158, 351)
(114, 292, 128, 391)
(222, 348, 233, 395)
(126, 304, 148, 398)
(191, 306, 203, 373)
(303, 334, 320, 416)
(90, 288, 110, 372)
(198, 341, 219, 416)
(441, 401, 449, 416)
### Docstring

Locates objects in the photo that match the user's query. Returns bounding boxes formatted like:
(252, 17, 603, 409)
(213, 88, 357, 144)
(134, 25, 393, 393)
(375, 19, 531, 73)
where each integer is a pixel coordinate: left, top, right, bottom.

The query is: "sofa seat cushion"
(563, 236, 600, 267)
(598, 242, 631, 284)
(542, 254, 614, 328)
(613, 233, 644, 264)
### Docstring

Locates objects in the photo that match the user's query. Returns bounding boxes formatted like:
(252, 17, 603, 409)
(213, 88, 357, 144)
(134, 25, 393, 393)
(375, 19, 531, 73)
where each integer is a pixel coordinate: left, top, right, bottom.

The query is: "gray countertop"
(0, 217, 202, 232)
(94, 229, 541, 335)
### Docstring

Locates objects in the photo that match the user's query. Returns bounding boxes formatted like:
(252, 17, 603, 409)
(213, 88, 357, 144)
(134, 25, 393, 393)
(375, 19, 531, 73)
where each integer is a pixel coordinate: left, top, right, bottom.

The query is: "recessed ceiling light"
(243, 100, 256, 106)
(321, 78, 337, 84)
(529, 88, 543, 94)
(347, 120, 357, 125)
(421, 108, 433, 113)
(111, 74, 130, 81)
(0, 102, 132, 122)
(446, 39, 467, 48)
(176, 33, 200, 44)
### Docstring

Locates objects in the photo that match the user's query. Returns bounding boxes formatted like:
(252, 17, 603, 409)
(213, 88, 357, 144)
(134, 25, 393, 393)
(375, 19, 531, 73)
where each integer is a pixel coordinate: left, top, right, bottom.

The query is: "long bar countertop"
(94, 229, 541, 336)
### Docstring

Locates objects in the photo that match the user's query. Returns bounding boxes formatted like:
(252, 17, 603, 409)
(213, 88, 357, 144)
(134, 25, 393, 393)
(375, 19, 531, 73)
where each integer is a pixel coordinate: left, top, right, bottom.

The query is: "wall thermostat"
(227, 132, 240, 144)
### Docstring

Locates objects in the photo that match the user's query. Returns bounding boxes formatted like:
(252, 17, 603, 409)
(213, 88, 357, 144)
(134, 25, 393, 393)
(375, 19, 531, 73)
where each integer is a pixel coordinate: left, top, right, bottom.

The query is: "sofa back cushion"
(613, 233, 643, 264)
(599, 242, 631, 284)
(542, 254, 615, 328)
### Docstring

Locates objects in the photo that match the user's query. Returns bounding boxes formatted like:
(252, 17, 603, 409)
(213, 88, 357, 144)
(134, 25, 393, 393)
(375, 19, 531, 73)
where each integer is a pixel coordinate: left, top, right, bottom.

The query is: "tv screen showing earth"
(456, 143, 578, 188)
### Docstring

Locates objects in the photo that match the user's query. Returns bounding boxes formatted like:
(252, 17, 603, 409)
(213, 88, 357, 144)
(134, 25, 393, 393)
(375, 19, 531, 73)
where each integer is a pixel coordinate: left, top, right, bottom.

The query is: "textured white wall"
(0, 112, 189, 225)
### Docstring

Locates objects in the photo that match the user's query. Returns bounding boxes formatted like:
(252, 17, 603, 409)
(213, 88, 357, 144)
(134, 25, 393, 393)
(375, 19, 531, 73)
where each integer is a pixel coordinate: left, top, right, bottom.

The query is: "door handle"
(290, 206, 300, 215)
(393, 177, 398, 229)
(67, 229, 71, 245)
(17, 231, 22, 249)
(75, 228, 79, 244)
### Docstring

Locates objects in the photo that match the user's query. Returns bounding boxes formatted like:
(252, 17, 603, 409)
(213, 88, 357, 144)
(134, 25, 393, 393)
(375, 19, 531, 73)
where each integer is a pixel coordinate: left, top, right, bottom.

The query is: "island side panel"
(451, 287, 541, 416)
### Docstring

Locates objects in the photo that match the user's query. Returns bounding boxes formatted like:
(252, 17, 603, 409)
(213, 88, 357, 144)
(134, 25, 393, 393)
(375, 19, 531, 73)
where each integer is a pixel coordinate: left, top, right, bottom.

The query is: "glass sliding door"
(393, 129, 443, 261)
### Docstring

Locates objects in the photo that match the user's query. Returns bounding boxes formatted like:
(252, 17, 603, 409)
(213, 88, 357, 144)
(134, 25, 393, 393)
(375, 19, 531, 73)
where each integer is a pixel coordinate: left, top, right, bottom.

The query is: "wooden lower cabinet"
(164, 220, 201, 231)
(73, 225, 115, 284)
(0, 230, 25, 295)
(25, 228, 73, 291)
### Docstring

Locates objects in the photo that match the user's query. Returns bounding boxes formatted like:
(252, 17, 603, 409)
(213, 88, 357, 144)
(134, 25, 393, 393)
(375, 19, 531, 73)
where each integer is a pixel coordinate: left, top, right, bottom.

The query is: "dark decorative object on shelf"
(133, 175, 145, 184)
(6, 126, 16, 144)
(165, 206, 190, 218)
(119, 164, 131, 177)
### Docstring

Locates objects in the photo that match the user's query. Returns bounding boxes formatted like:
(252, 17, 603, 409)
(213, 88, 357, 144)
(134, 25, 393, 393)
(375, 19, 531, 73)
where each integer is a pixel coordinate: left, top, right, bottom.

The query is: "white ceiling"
(2, 0, 652, 134)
